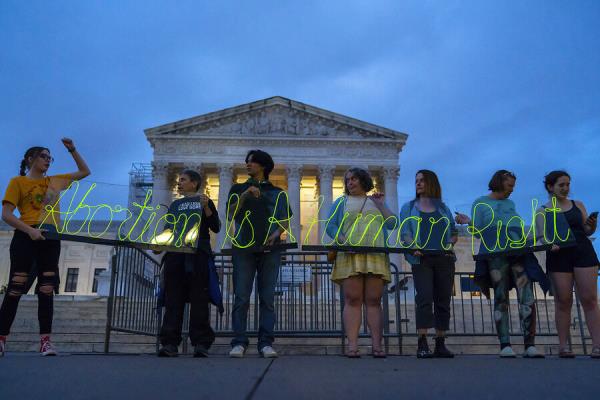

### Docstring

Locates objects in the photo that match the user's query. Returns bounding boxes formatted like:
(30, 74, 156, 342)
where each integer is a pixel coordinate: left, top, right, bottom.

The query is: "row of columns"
(151, 162, 400, 248)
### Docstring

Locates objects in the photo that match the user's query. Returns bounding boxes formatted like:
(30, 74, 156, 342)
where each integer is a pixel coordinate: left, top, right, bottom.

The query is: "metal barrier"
(104, 246, 162, 353)
(205, 252, 399, 352)
(105, 246, 595, 355)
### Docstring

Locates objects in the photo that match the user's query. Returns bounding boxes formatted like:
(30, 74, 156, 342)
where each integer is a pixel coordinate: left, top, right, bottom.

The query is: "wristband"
(68, 147, 76, 153)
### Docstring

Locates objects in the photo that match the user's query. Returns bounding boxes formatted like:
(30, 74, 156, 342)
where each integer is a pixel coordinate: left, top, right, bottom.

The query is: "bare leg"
(364, 275, 385, 352)
(574, 266, 600, 347)
(550, 272, 574, 349)
(342, 275, 365, 352)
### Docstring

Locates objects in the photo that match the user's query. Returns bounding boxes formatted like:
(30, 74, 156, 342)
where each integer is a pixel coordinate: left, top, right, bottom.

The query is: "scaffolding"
(128, 163, 153, 206)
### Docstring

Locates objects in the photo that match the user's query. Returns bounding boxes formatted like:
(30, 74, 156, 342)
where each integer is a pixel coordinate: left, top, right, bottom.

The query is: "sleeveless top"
(563, 200, 589, 244)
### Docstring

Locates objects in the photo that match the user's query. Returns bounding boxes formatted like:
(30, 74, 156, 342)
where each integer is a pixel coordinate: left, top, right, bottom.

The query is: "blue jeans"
(231, 251, 281, 350)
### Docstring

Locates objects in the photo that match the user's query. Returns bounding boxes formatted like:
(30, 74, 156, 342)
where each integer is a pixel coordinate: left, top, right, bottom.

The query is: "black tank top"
(418, 209, 444, 250)
(563, 200, 588, 243)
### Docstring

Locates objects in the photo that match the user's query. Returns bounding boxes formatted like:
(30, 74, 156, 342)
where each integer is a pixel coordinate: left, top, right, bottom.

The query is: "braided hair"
(20, 147, 50, 176)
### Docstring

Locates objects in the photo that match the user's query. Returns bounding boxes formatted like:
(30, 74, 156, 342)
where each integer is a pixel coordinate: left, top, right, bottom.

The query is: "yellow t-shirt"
(2, 174, 73, 226)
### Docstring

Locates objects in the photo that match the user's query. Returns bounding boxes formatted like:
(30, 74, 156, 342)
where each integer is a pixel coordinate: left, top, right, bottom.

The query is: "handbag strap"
(359, 196, 368, 214)
(339, 196, 368, 237)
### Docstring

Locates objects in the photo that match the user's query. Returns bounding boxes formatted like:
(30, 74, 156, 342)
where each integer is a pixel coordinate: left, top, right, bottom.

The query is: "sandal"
(558, 348, 575, 358)
(372, 349, 387, 358)
(345, 349, 361, 358)
(591, 346, 600, 359)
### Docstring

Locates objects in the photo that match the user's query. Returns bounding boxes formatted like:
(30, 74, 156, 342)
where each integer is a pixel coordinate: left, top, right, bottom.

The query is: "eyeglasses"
(38, 154, 54, 163)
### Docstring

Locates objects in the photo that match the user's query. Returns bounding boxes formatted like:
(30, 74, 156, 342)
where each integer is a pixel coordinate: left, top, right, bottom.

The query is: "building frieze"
(145, 97, 407, 147)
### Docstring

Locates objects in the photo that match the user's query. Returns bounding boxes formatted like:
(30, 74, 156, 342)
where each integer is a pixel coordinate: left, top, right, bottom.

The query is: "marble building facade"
(1, 96, 410, 295)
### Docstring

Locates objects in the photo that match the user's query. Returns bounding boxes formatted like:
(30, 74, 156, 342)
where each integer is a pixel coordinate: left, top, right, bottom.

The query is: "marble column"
(216, 164, 234, 249)
(383, 166, 400, 215)
(318, 165, 335, 241)
(384, 166, 401, 269)
(286, 165, 303, 242)
(151, 161, 171, 212)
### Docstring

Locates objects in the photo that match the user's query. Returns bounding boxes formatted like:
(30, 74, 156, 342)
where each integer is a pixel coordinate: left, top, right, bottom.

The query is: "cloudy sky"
(1, 1, 599, 225)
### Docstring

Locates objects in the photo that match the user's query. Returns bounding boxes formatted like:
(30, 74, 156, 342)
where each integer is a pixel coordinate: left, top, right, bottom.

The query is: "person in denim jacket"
(455, 170, 544, 358)
(400, 170, 457, 358)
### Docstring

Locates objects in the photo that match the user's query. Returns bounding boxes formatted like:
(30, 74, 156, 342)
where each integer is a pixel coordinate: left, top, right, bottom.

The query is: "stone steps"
(1, 295, 157, 353)
(1, 295, 591, 355)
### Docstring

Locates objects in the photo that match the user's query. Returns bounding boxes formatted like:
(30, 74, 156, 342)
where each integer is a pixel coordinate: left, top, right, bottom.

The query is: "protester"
(157, 169, 221, 358)
(0, 139, 90, 357)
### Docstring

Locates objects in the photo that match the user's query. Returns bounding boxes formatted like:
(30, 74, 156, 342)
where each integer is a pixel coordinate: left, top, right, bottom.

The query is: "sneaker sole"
(41, 352, 57, 356)
(158, 351, 178, 357)
(416, 353, 434, 359)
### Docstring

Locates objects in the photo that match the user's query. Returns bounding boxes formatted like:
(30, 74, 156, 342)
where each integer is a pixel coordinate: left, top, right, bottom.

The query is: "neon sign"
(39, 181, 572, 254)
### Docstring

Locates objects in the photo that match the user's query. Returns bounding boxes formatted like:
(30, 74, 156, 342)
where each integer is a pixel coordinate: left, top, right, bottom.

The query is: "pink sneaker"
(0, 335, 6, 357)
(40, 336, 57, 356)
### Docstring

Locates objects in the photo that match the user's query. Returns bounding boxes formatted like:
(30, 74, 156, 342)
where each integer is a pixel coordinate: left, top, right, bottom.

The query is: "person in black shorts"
(541, 170, 599, 358)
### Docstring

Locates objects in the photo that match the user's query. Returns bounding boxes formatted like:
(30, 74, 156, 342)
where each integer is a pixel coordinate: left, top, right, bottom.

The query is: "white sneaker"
(260, 346, 278, 358)
(499, 346, 516, 358)
(523, 346, 545, 358)
(229, 345, 246, 358)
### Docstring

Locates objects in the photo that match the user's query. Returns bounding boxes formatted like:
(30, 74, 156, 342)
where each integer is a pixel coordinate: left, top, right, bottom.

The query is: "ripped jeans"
(489, 257, 537, 345)
(0, 229, 60, 335)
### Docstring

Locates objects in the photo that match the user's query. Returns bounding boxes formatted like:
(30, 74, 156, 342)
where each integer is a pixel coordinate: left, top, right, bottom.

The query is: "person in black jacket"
(157, 169, 220, 358)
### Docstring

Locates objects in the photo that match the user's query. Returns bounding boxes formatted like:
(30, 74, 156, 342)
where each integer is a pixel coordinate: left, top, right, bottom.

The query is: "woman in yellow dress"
(326, 168, 396, 357)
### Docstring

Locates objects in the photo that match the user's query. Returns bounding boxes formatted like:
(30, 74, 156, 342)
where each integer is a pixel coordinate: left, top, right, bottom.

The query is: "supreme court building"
(144, 96, 407, 249)
(0, 96, 409, 295)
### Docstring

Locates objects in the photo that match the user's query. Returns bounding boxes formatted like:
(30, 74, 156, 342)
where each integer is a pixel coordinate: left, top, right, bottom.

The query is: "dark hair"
(181, 169, 202, 192)
(544, 170, 570, 193)
(344, 167, 374, 195)
(415, 169, 442, 199)
(245, 149, 275, 180)
(20, 146, 50, 176)
(488, 169, 516, 192)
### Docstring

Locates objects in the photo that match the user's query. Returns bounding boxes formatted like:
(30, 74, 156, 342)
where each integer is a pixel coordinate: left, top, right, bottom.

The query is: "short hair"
(544, 170, 570, 193)
(245, 149, 274, 180)
(488, 170, 516, 192)
(344, 167, 374, 195)
(181, 169, 202, 192)
(415, 169, 442, 199)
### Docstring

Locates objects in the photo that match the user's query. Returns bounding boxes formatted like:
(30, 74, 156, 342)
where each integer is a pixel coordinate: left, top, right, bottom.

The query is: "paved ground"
(1, 353, 599, 399)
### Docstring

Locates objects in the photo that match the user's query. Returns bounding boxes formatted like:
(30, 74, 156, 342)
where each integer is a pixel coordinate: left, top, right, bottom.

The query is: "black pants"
(159, 252, 215, 348)
(411, 255, 455, 331)
(0, 229, 60, 335)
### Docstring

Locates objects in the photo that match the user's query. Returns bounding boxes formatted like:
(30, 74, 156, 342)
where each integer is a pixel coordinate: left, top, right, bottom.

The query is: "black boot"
(158, 344, 178, 357)
(434, 336, 454, 358)
(193, 344, 209, 358)
(417, 335, 433, 358)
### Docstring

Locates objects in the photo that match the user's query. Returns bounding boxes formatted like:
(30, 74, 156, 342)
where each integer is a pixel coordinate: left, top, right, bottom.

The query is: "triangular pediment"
(145, 96, 407, 143)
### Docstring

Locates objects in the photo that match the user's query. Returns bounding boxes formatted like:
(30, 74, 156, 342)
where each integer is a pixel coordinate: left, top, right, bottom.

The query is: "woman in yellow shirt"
(0, 138, 90, 357)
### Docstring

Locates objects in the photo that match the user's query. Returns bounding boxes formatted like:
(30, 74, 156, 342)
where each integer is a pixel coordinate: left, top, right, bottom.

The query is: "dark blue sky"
(1, 1, 599, 225)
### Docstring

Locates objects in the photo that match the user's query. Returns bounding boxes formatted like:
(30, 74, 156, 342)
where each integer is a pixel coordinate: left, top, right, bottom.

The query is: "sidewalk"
(1, 353, 599, 400)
